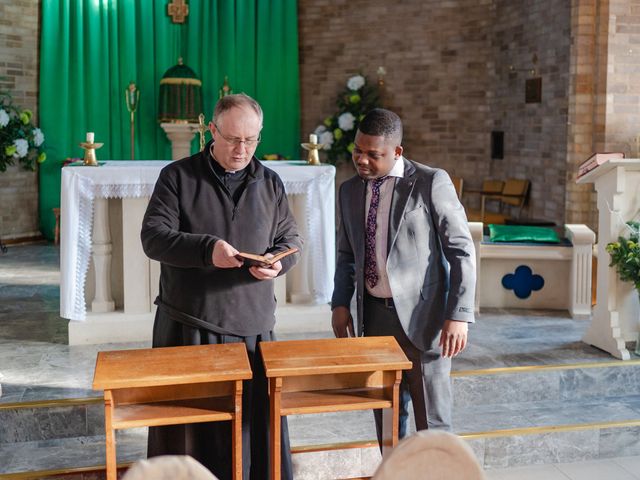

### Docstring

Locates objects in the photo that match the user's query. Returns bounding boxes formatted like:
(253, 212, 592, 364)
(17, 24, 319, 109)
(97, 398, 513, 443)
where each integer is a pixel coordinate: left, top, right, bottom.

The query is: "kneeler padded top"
(488, 224, 561, 244)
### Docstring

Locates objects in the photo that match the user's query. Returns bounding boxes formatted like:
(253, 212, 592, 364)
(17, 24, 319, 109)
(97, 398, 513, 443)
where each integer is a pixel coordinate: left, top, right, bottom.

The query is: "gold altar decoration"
(158, 58, 203, 123)
(80, 132, 103, 166)
(301, 134, 324, 166)
(219, 76, 233, 99)
(125, 82, 139, 160)
(167, 0, 189, 23)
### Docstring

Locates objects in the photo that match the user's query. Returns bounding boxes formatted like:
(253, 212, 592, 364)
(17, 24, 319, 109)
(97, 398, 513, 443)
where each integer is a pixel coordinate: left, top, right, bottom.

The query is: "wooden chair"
(480, 178, 530, 224)
(463, 179, 504, 222)
(450, 175, 464, 199)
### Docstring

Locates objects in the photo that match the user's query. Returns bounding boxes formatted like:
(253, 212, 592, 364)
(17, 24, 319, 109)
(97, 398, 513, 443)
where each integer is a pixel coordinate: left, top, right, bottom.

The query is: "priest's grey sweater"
(141, 145, 302, 336)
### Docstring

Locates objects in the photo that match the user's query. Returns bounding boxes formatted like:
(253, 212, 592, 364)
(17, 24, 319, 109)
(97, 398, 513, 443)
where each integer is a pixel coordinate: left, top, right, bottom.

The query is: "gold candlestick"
(80, 141, 104, 166)
(301, 142, 322, 165)
(301, 134, 324, 165)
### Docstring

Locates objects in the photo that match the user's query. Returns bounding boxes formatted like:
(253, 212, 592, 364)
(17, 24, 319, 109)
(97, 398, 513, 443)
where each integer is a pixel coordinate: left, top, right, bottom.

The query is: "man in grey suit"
(331, 108, 475, 441)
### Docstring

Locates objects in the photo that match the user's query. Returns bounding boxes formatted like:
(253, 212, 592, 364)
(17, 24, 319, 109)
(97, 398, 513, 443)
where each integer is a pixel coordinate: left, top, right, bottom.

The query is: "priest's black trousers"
(147, 315, 293, 480)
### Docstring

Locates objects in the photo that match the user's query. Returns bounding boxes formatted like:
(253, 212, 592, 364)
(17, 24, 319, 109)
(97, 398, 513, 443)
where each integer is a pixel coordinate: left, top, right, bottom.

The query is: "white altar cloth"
(60, 160, 335, 321)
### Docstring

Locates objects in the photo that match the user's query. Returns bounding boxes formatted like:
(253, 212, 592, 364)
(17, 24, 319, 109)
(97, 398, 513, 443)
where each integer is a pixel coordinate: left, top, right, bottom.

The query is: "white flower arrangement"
(313, 74, 381, 164)
(0, 109, 9, 128)
(14, 138, 28, 158)
(0, 93, 46, 171)
(338, 112, 356, 131)
(319, 130, 334, 150)
(33, 127, 44, 147)
(347, 75, 365, 91)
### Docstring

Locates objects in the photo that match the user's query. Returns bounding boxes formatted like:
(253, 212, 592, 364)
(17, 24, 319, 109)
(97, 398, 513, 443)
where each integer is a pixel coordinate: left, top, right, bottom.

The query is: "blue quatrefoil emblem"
(501, 265, 544, 299)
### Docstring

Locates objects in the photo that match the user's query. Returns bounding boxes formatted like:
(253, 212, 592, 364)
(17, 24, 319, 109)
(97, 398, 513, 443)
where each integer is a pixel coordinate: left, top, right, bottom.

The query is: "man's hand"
(212, 240, 243, 268)
(248, 255, 282, 280)
(332, 306, 355, 338)
(439, 319, 468, 358)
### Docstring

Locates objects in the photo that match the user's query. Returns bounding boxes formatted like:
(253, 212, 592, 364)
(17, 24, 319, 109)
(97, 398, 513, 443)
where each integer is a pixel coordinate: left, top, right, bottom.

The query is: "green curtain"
(39, 0, 300, 240)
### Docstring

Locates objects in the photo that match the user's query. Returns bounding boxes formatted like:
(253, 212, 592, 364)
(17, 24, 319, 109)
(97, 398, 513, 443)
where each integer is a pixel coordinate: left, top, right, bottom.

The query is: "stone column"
(91, 198, 115, 313)
(160, 123, 199, 160)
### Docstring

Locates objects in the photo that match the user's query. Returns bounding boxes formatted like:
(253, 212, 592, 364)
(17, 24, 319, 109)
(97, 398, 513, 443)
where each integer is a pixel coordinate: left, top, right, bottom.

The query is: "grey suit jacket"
(331, 157, 476, 352)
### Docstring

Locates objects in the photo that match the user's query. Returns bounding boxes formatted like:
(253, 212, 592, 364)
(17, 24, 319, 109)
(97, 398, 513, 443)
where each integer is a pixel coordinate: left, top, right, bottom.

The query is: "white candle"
(309, 133, 318, 144)
(86, 132, 94, 143)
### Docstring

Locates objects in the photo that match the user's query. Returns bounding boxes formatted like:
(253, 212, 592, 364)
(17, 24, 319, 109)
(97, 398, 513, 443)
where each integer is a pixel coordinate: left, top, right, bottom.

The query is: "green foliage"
(606, 221, 640, 292)
(0, 92, 46, 172)
(314, 74, 381, 165)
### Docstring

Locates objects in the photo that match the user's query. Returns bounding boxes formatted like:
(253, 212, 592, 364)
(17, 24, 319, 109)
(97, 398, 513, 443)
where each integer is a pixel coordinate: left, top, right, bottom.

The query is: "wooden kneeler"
(93, 344, 252, 480)
(261, 336, 411, 480)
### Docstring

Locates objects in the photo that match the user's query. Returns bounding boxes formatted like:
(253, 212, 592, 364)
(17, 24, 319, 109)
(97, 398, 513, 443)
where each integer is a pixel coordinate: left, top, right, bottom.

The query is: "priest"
(141, 93, 302, 480)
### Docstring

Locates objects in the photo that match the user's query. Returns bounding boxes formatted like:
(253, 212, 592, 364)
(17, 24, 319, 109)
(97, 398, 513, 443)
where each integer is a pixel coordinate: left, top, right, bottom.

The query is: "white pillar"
(91, 198, 115, 313)
(160, 122, 199, 160)
(122, 198, 151, 314)
(565, 224, 595, 318)
(287, 194, 313, 304)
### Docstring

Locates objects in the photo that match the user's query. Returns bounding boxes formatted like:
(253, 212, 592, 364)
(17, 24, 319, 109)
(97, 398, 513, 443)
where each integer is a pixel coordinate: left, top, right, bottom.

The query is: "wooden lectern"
(260, 336, 412, 480)
(92, 344, 252, 480)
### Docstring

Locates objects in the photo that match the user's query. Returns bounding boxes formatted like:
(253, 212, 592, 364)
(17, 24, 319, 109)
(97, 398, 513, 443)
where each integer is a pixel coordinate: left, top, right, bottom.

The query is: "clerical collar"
(209, 143, 245, 175)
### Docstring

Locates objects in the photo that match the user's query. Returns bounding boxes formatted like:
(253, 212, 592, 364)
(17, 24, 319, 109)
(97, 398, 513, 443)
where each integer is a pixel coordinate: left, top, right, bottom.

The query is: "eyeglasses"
(213, 122, 261, 147)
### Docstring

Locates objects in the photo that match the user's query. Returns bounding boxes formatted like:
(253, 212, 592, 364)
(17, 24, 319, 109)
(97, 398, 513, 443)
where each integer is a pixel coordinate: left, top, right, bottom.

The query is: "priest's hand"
(212, 240, 243, 268)
(248, 255, 282, 280)
(332, 306, 355, 338)
(439, 319, 468, 358)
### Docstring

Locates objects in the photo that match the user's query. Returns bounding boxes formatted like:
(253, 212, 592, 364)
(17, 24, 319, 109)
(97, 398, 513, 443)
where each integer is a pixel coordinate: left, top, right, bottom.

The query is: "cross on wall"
(167, 0, 189, 23)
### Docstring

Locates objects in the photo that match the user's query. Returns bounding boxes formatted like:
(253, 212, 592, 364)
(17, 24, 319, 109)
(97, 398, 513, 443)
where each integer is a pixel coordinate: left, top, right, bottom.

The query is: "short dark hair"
(214, 93, 263, 126)
(358, 108, 403, 143)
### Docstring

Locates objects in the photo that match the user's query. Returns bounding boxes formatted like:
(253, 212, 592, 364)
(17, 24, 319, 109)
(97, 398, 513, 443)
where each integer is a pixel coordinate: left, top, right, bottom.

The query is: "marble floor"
(485, 456, 640, 480)
(0, 244, 618, 404)
(3, 243, 640, 478)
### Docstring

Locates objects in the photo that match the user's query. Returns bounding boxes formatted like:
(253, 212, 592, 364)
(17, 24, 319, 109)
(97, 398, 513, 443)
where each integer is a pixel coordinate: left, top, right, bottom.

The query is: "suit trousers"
(363, 294, 452, 445)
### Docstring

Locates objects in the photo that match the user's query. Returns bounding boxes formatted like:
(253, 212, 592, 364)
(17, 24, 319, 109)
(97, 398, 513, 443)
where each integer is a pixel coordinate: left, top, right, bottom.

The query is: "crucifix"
(167, 0, 189, 23)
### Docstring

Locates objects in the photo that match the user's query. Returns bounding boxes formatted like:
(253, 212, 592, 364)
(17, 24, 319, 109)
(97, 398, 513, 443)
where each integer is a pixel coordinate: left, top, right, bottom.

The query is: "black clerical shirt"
(210, 152, 248, 205)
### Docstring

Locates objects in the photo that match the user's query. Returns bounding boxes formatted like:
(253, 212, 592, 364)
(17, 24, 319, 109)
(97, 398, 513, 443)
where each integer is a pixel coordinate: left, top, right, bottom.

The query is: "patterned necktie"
(365, 177, 387, 288)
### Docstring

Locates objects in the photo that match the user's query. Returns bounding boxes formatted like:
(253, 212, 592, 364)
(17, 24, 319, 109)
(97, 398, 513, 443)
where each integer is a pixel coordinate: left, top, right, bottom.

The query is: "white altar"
(60, 160, 335, 345)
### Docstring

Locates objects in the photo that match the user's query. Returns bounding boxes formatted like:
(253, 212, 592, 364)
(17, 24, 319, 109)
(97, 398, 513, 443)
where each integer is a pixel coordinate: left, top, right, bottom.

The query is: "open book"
(236, 247, 299, 267)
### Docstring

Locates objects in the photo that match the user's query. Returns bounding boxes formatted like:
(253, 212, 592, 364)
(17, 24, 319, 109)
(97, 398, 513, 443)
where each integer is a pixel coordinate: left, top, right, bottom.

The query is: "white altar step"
(67, 303, 332, 345)
(275, 303, 332, 334)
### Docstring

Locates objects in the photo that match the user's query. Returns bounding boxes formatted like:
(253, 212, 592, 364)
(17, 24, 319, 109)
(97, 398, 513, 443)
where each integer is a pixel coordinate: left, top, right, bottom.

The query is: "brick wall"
(565, 0, 640, 229)
(603, 0, 640, 156)
(299, 0, 573, 226)
(299, 0, 493, 184)
(0, 0, 40, 240)
(489, 0, 571, 226)
(565, 0, 605, 228)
